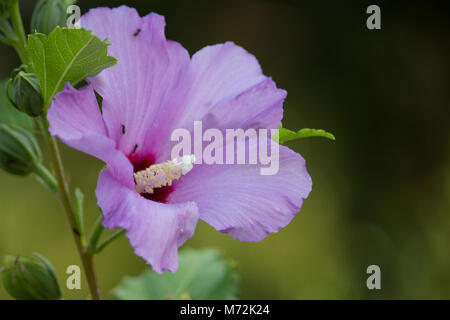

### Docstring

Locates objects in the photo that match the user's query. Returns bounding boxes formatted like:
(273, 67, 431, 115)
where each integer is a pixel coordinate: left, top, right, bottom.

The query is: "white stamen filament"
(134, 155, 195, 194)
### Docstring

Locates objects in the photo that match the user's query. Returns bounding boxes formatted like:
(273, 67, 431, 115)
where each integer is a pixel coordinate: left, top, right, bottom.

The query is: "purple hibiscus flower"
(47, 6, 312, 273)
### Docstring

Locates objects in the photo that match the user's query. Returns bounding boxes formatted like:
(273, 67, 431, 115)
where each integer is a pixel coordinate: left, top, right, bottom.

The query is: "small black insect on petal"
(121, 124, 126, 134)
(133, 28, 141, 37)
(133, 144, 138, 154)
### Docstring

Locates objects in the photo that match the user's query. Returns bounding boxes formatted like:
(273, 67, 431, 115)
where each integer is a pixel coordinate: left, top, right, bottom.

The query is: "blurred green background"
(1, 0, 449, 299)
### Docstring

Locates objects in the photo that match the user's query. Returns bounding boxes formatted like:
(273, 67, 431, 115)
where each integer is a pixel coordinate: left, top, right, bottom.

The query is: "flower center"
(133, 155, 195, 195)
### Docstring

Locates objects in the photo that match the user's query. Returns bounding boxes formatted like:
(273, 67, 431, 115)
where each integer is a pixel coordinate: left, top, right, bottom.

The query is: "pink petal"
(47, 83, 133, 187)
(174, 42, 284, 132)
(169, 145, 312, 242)
(96, 169, 199, 273)
(81, 6, 191, 159)
(183, 42, 268, 122)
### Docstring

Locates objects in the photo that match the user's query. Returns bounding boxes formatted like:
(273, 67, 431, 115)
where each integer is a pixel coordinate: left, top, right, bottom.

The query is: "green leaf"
(273, 125, 335, 144)
(0, 80, 34, 132)
(26, 26, 117, 108)
(114, 248, 239, 300)
(94, 229, 125, 254)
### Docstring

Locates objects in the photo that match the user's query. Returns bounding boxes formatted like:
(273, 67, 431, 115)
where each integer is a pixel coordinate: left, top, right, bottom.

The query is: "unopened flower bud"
(0, 123, 42, 176)
(0, 254, 62, 300)
(31, 0, 76, 34)
(9, 67, 44, 117)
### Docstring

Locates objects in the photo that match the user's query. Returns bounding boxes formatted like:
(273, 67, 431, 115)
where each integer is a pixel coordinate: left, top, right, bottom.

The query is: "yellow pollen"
(134, 155, 195, 194)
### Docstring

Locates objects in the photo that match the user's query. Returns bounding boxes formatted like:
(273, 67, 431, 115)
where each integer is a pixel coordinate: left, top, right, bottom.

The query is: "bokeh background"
(1, 0, 449, 299)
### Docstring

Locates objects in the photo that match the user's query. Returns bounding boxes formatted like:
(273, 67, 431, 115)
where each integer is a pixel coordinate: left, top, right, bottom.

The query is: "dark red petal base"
(128, 152, 173, 203)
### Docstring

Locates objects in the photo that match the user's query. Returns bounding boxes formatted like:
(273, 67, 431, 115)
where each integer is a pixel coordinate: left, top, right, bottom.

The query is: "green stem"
(95, 230, 125, 254)
(88, 215, 125, 254)
(7, 0, 102, 300)
(9, 0, 28, 65)
(0, 19, 16, 46)
(74, 188, 86, 246)
(87, 215, 105, 253)
(41, 116, 102, 300)
(32, 162, 57, 192)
